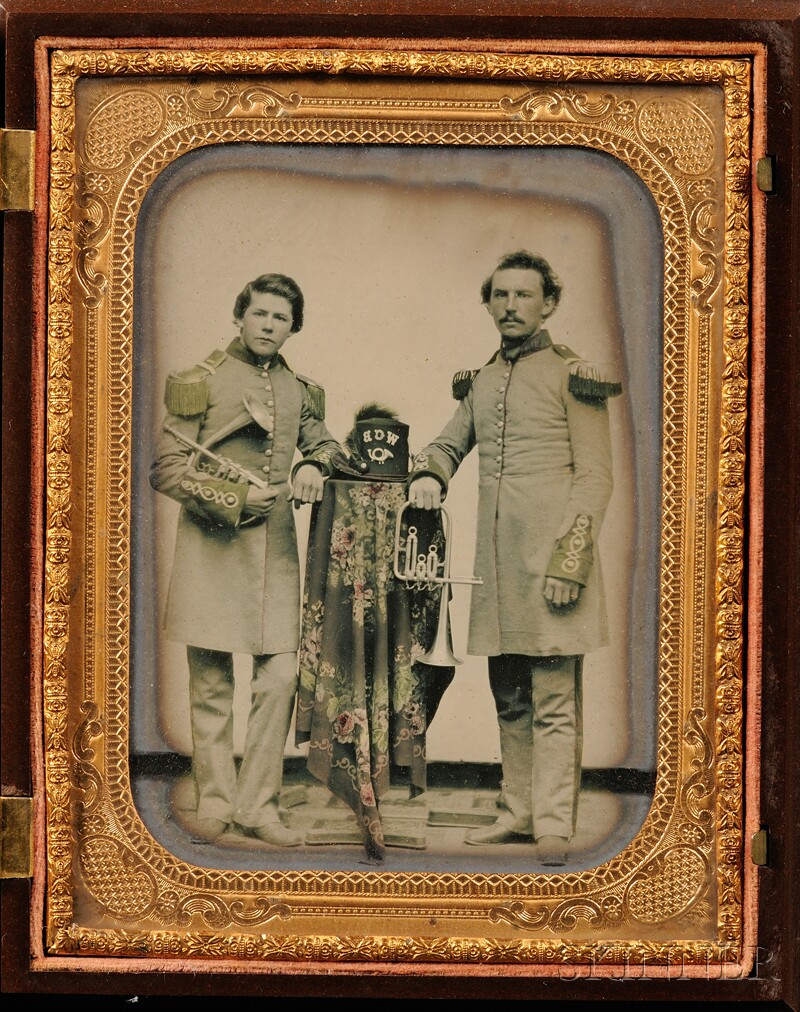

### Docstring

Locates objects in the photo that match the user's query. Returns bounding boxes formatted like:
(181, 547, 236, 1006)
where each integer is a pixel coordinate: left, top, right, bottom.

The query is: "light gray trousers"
(488, 653, 583, 840)
(186, 646, 298, 828)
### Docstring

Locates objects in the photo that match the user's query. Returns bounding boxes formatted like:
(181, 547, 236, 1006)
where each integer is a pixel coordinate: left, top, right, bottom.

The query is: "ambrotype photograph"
(40, 47, 755, 970)
(130, 141, 657, 874)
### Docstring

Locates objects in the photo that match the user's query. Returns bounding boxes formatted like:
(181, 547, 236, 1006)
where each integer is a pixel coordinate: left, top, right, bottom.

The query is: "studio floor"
(132, 761, 654, 875)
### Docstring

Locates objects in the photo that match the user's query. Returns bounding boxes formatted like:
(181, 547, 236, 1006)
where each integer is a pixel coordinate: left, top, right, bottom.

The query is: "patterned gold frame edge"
(40, 41, 761, 975)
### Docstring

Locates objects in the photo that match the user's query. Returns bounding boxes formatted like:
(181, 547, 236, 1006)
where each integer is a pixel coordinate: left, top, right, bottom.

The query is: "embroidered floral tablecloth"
(295, 478, 454, 859)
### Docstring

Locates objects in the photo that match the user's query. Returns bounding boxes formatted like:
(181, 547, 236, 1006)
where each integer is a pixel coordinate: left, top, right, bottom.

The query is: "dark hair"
(480, 250, 563, 309)
(233, 273, 305, 332)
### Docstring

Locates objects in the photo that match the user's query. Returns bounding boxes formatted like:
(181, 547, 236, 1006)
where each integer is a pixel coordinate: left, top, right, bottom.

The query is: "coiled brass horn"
(163, 393, 284, 525)
(164, 393, 276, 489)
(393, 500, 481, 666)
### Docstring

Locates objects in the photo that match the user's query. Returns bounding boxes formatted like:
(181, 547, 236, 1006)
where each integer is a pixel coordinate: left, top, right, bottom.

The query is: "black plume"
(345, 402, 400, 455)
(354, 402, 399, 422)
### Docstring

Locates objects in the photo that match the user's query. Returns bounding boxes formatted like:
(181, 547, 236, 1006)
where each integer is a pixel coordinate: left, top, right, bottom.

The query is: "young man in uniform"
(150, 272, 341, 846)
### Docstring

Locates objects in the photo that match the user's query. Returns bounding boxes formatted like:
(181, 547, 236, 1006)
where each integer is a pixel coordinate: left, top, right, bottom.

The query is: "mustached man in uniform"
(408, 251, 621, 866)
(150, 273, 341, 846)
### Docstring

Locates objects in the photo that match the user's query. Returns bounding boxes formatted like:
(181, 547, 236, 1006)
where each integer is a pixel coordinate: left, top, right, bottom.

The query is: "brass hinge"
(0, 796, 33, 878)
(756, 155, 776, 195)
(750, 827, 769, 867)
(0, 128, 36, 211)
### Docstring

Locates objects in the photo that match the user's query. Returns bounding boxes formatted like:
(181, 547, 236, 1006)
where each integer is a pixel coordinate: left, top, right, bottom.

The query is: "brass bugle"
(393, 500, 482, 668)
(423, 582, 461, 667)
(164, 424, 270, 490)
(393, 501, 481, 586)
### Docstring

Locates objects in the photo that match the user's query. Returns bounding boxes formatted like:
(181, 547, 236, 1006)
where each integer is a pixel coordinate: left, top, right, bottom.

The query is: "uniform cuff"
(408, 451, 449, 492)
(292, 459, 325, 483)
(180, 474, 248, 528)
(545, 514, 594, 586)
(293, 448, 336, 480)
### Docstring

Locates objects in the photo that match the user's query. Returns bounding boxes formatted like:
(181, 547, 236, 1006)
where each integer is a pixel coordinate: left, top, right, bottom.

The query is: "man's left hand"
(544, 576, 581, 607)
(290, 463, 324, 508)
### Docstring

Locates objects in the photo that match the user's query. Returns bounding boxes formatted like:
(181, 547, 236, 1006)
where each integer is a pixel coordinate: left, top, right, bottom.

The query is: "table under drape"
(295, 478, 454, 858)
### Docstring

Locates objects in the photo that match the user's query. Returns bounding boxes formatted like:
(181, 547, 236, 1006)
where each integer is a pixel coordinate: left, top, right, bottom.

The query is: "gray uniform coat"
(150, 340, 340, 656)
(411, 332, 615, 657)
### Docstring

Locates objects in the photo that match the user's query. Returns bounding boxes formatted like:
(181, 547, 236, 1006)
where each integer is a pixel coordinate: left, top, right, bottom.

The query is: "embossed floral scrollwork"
(47, 345, 72, 388)
(184, 85, 301, 118)
(500, 88, 634, 123)
(75, 182, 110, 306)
(550, 899, 606, 932)
(688, 179, 722, 315)
(44, 555, 70, 605)
(681, 707, 715, 834)
(488, 900, 550, 931)
(227, 898, 293, 926)
(39, 44, 754, 964)
(179, 934, 253, 959)
(183, 86, 241, 117)
(51, 927, 744, 965)
(49, 190, 74, 232)
(46, 528, 71, 565)
(153, 889, 291, 930)
(76, 184, 111, 245)
(73, 701, 104, 817)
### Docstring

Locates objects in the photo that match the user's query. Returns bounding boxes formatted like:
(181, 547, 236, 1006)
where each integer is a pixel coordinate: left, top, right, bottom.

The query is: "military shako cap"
(355, 417, 410, 479)
(333, 403, 410, 481)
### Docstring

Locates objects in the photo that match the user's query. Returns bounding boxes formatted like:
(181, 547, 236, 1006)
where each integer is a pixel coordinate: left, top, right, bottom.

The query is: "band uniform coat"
(150, 339, 340, 656)
(410, 331, 619, 658)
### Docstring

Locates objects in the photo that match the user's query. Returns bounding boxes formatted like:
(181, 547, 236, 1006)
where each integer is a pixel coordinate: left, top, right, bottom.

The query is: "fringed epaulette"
(452, 369, 479, 400)
(296, 373, 326, 420)
(164, 348, 227, 417)
(552, 344, 623, 402)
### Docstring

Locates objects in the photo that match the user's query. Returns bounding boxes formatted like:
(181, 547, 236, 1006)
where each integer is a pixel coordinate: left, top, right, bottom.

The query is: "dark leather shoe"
(537, 835, 569, 866)
(464, 824, 532, 846)
(249, 822, 302, 847)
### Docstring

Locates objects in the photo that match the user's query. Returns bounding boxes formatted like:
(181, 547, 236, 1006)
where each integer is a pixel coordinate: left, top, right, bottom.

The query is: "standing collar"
(225, 338, 289, 371)
(499, 328, 553, 363)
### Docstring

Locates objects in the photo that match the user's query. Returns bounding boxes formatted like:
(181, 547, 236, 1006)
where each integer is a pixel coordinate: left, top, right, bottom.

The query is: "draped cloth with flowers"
(295, 478, 453, 860)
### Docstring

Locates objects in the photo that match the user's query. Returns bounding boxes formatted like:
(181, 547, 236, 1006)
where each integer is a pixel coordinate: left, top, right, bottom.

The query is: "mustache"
(500, 314, 523, 323)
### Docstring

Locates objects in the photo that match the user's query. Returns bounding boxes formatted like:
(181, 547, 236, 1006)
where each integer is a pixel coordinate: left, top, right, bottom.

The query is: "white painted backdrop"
(131, 144, 662, 771)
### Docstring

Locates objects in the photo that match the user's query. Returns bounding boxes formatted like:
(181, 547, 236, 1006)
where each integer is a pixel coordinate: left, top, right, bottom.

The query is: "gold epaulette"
(552, 344, 623, 401)
(164, 348, 227, 417)
(452, 369, 478, 400)
(296, 373, 326, 420)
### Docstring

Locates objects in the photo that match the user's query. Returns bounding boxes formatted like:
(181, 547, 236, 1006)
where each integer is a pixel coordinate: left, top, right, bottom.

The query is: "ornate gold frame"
(41, 42, 759, 974)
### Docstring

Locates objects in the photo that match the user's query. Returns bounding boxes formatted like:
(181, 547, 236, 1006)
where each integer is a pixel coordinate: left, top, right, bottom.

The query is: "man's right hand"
(244, 484, 281, 517)
(408, 476, 442, 510)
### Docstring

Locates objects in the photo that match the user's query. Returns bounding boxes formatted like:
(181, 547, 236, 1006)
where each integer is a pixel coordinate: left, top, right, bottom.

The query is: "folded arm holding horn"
(163, 423, 271, 490)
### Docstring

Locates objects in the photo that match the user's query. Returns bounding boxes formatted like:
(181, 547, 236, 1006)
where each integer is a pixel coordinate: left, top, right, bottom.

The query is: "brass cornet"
(164, 392, 277, 489)
(164, 425, 270, 489)
(163, 394, 284, 525)
(393, 500, 481, 667)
